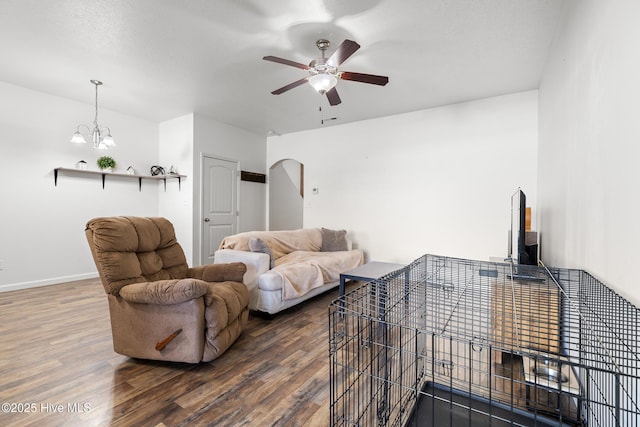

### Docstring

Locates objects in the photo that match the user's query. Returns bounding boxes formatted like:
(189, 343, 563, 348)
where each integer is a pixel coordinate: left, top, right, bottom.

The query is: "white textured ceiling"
(0, 0, 565, 135)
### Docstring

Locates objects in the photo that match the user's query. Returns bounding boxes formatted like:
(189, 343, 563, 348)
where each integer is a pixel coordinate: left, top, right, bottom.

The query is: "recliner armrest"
(119, 279, 209, 305)
(188, 262, 247, 283)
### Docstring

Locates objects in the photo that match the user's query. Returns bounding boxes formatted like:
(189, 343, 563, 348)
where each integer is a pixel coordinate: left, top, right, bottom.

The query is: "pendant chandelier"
(70, 80, 115, 150)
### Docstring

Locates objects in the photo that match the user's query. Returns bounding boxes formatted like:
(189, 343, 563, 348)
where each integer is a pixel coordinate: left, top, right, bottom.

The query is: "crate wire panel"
(329, 265, 427, 426)
(329, 254, 640, 427)
(549, 267, 640, 425)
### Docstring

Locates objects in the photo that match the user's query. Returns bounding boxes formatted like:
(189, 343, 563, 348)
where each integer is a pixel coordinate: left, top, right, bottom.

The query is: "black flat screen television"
(510, 189, 529, 265)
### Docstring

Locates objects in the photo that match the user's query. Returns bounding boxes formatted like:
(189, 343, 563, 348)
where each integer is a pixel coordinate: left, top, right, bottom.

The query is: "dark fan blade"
(325, 87, 341, 106)
(263, 55, 310, 70)
(327, 39, 360, 67)
(271, 77, 309, 95)
(340, 71, 389, 86)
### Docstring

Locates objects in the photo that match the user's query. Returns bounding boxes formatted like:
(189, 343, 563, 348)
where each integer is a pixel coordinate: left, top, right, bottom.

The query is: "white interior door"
(202, 156, 239, 264)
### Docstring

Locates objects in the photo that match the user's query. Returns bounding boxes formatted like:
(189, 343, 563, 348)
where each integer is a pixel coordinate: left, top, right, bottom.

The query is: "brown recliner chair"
(85, 216, 249, 363)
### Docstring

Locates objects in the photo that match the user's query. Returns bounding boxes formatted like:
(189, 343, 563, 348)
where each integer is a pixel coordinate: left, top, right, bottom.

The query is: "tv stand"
(523, 231, 538, 265)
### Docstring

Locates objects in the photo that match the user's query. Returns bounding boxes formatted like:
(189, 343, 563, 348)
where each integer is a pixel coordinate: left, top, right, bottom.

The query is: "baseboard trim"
(0, 272, 99, 293)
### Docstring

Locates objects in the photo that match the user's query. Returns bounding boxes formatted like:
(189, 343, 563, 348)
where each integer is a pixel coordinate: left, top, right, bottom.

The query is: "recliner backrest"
(85, 216, 189, 295)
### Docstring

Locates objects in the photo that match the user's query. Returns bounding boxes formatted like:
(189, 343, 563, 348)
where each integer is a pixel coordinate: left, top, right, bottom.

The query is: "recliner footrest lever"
(155, 328, 183, 351)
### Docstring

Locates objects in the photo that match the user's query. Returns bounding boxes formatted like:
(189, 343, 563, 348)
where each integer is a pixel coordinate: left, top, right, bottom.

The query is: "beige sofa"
(214, 228, 364, 315)
(85, 216, 249, 363)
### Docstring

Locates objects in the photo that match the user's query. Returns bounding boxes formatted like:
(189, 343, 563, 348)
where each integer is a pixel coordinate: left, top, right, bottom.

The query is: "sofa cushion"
(248, 237, 275, 269)
(321, 228, 348, 251)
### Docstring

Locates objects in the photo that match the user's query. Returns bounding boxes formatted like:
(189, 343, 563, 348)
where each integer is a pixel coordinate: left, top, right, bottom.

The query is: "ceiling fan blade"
(327, 39, 360, 67)
(263, 55, 310, 70)
(325, 87, 341, 106)
(271, 77, 309, 95)
(340, 71, 389, 86)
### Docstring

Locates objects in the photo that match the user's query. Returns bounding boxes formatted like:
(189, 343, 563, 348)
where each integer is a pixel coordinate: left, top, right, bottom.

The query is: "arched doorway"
(269, 159, 304, 230)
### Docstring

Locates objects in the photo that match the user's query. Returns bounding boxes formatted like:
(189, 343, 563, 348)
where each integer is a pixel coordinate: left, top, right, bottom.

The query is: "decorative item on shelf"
(97, 155, 116, 172)
(150, 165, 165, 176)
(169, 165, 178, 175)
(126, 166, 135, 175)
(75, 160, 87, 170)
(70, 80, 116, 150)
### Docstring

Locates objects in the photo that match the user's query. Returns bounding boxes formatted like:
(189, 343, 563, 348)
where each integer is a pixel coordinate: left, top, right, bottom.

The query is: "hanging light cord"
(93, 81, 99, 127)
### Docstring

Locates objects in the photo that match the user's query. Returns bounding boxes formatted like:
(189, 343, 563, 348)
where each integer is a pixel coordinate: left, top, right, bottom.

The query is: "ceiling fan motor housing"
(310, 40, 338, 77)
(309, 58, 338, 77)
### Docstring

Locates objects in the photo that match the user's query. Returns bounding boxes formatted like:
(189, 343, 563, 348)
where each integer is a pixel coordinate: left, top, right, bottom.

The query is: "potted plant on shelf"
(97, 156, 116, 172)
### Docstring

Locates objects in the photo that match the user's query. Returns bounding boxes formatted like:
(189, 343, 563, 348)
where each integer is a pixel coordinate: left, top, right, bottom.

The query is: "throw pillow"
(320, 228, 348, 252)
(248, 237, 275, 269)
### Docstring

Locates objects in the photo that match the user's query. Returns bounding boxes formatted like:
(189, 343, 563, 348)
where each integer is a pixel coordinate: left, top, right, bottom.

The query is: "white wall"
(269, 159, 304, 230)
(192, 114, 266, 264)
(0, 84, 266, 289)
(0, 81, 160, 291)
(268, 91, 539, 264)
(538, 0, 640, 306)
(159, 114, 195, 263)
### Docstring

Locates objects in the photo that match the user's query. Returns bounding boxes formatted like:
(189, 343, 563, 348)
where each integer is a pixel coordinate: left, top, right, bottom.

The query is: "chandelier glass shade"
(70, 80, 115, 150)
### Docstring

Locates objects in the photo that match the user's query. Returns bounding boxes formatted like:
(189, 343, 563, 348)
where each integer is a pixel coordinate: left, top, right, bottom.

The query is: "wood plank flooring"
(0, 278, 353, 427)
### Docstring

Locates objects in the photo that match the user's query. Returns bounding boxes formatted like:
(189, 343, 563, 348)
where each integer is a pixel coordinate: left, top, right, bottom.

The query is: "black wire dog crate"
(329, 254, 639, 426)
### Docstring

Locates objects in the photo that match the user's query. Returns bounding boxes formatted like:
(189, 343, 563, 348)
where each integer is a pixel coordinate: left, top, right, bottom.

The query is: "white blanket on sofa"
(273, 250, 364, 301)
(219, 229, 322, 259)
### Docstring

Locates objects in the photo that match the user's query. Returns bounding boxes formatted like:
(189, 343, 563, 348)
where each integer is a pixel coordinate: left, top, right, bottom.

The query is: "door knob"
(204, 218, 210, 222)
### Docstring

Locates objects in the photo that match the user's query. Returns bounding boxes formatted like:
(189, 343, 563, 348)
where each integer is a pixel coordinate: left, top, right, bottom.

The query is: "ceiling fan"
(263, 39, 389, 106)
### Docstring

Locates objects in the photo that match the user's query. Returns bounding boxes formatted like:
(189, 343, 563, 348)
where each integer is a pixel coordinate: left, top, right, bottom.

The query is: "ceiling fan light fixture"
(309, 73, 337, 94)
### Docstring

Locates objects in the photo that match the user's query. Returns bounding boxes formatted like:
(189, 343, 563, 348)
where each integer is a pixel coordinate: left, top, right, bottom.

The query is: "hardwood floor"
(0, 278, 353, 427)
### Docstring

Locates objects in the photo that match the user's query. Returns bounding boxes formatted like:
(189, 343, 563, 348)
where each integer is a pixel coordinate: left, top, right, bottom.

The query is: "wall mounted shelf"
(53, 167, 186, 191)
